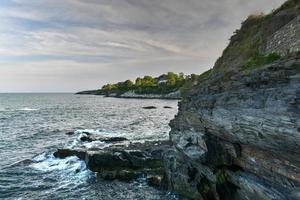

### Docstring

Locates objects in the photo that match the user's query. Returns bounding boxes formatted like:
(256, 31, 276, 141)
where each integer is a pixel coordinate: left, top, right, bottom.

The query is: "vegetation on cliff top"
(214, 0, 299, 71)
(182, 0, 299, 98)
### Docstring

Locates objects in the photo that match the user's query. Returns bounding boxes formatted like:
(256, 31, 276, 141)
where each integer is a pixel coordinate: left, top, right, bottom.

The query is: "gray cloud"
(0, 0, 286, 92)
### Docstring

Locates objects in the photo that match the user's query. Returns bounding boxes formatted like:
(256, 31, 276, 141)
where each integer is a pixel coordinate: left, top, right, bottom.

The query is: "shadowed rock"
(163, 2, 300, 198)
(53, 149, 86, 160)
(65, 131, 75, 135)
(80, 135, 128, 143)
(142, 106, 157, 109)
(163, 106, 172, 109)
(54, 140, 170, 182)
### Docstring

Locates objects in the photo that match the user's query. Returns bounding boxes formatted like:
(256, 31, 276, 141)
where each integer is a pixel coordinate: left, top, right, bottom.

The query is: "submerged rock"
(142, 106, 157, 109)
(80, 135, 128, 143)
(65, 131, 75, 135)
(163, 106, 172, 109)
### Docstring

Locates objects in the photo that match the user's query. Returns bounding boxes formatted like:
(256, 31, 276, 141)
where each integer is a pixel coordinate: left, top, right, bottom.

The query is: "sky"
(0, 0, 286, 92)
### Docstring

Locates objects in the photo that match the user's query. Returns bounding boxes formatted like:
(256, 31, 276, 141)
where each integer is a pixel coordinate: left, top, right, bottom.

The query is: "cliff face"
(164, 1, 300, 199)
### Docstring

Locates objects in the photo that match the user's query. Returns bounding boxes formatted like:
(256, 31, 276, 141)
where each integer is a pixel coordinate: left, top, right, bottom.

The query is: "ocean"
(0, 93, 178, 200)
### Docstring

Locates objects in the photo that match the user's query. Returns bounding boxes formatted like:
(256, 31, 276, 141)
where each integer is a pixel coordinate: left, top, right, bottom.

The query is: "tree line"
(100, 72, 199, 95)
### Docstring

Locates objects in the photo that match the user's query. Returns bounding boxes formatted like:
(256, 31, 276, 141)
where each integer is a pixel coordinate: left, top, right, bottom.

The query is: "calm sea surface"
(0, 93, 178, 200)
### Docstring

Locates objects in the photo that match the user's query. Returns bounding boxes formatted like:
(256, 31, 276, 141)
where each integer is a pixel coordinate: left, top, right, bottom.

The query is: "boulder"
(53, 140, 170, 182)
(65, 131, 75, 135)
(163, 106, 172, 109)
(53, 149, 86, 160)
(80, 135, 128, 143)
(142, 106, 157, 109)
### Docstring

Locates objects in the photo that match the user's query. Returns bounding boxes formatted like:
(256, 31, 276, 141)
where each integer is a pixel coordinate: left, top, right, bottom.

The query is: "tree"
(135, 78, 142, 86)
(141, 76, 156, 87)
(166, 72, 178, 86)
(124, 80, 134, 88)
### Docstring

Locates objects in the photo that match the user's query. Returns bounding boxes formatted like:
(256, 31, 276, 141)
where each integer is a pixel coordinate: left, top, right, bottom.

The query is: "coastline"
(76, 90, 181, 100)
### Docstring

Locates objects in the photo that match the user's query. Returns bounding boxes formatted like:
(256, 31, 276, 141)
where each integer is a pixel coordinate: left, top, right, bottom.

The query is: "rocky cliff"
(164, 1, 300, 199)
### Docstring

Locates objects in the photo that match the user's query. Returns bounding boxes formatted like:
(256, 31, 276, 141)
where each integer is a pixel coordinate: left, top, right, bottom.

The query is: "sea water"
(0, 93, 178, 200)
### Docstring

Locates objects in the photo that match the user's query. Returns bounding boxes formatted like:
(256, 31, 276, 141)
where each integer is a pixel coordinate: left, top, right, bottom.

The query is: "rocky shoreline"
(54, 131, 170, 188)
(107, 90, 181, 100)
(61, 1, 300, 199)
(162, 1, 300, 199)
(76, 90, 181, 100)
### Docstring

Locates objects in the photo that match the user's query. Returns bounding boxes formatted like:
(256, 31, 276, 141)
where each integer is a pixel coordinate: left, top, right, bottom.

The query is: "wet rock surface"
(54, 134, 170, 185)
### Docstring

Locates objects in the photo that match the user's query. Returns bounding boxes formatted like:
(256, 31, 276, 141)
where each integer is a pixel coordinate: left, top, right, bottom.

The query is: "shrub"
(243, 53, 281, 70)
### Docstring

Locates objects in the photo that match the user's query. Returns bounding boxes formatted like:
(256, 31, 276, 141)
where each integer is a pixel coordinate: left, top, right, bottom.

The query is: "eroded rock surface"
(165, 55, 300, 200)
(54, 138, 170, 183)
(163, 1, 300, 198)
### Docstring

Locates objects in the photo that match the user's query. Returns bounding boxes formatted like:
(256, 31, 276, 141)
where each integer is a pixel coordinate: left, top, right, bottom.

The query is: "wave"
(30, 152, 95, 183)
(74, 129, 127, 138)
(82, 140, 111, 149)
(16, 107, 39, 111)
(64, 129, 116, 149)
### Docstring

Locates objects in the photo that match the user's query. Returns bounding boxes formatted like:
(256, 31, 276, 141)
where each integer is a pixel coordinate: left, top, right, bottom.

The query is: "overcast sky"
(0, 0, 285, 92)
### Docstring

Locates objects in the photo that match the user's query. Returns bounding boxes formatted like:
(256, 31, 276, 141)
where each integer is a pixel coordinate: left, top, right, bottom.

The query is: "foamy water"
(16, 107, 39, 111)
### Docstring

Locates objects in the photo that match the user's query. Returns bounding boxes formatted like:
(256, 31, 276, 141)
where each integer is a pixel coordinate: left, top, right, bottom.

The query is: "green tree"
(166, 72, 178, 86)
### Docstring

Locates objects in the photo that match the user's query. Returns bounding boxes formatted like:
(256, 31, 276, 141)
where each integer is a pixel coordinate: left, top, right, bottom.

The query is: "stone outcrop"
(165, 58, 300, 199)
(164, 1, 300, 199)
(54, 139, 170, 184)
(264, 15, 300, 56)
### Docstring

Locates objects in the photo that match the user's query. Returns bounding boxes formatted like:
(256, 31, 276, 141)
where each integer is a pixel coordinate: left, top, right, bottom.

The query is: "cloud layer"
(0, 0, 285, 92)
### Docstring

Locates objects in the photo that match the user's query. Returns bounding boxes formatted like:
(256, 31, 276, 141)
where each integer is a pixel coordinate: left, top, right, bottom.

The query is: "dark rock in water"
(104, 137, 128, 142)
(65, 131, 75, 135)
(54, 140, 170, 182)
(163, 106, 172, 109)
(53, 149, 86, 160)
(80, 135, 128, 143)
(86, 148, 164, 173)
(142, 106, 157, 109)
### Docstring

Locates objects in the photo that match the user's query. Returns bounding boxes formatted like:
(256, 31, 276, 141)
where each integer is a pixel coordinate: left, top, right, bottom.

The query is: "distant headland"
(76, 72, 205, 99)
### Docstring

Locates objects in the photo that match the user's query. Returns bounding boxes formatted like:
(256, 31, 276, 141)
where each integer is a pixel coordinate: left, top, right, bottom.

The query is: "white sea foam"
(0, 107, 39, 112)
(82, 140, 110, 149)
(17, 107, 39, 111)
(31, 153, 95, 183)
(75, 129, 127, 138)
(32, 154, 79, 172)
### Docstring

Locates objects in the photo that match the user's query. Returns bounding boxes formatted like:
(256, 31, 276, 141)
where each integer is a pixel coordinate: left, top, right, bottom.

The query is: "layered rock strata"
(164, 1, 300, 199)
